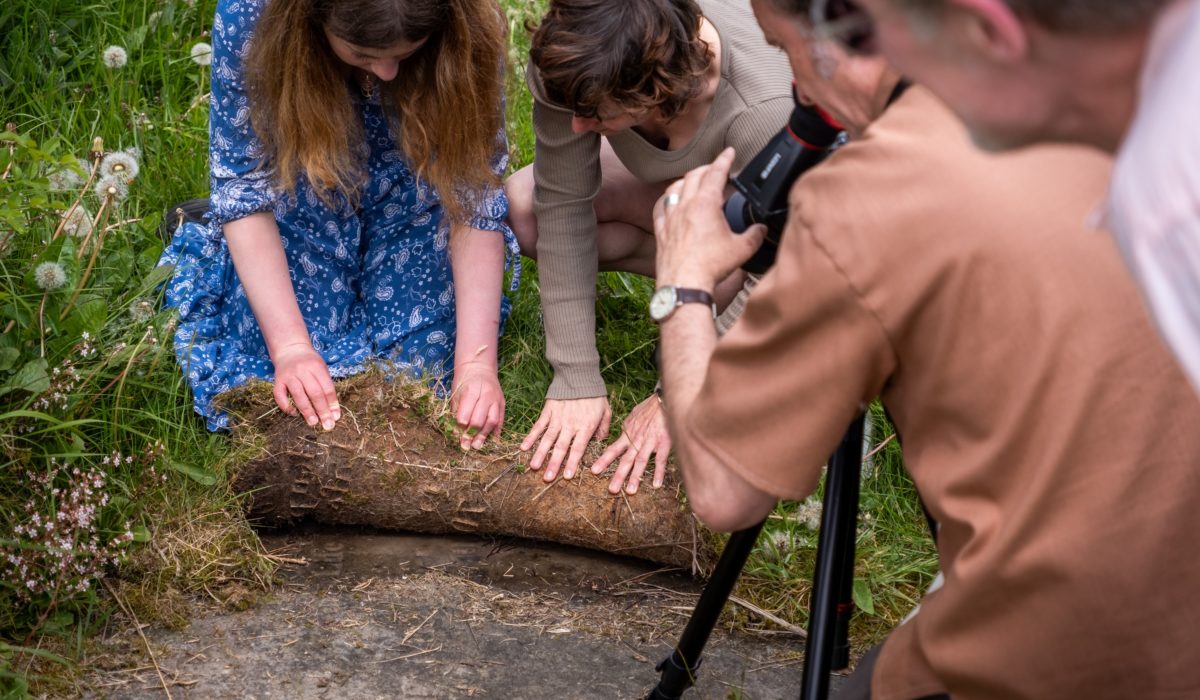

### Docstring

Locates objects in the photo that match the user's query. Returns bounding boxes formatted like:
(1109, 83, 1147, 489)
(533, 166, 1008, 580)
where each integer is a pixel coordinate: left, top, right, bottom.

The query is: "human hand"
(271, 342, 340, 430)
(653, 148, 767, 290)
(591, 393, 671, 494)
(520, 397, 613, 482)
(451, 361, 505, 450)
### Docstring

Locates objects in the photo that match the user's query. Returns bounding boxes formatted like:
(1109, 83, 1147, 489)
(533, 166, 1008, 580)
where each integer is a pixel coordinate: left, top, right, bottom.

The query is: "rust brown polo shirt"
(687, 87, 1200, 699)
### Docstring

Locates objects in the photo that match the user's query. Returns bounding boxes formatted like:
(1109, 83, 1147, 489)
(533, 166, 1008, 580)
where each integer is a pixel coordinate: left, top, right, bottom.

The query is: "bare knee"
(504, 165, 539, 260)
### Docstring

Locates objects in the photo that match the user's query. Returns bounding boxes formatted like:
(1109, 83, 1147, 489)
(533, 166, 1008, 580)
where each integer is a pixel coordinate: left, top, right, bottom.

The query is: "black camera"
(725, 92, 843, 274)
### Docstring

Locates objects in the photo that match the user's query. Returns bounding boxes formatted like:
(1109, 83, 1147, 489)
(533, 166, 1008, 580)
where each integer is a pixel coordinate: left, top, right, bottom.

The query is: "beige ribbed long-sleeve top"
(529, 0, 793, 400)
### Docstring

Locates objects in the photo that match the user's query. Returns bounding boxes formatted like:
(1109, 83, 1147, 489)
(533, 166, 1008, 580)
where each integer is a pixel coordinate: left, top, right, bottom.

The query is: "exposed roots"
(219, 373, 717, 574)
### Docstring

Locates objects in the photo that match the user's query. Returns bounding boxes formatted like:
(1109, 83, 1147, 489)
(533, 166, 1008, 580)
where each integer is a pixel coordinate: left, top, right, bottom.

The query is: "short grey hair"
(895, 0, 1170, 34)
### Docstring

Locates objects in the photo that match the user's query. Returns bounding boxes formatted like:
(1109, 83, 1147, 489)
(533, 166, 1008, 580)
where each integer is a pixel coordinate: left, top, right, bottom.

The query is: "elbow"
(673, 426, 776, 533)
(690, 493, 766, 533)
(682, 454, 772, 533)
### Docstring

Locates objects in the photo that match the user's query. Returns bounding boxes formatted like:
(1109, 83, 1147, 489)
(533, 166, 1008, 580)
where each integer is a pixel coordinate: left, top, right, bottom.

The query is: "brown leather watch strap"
(672, 287, 717, 320)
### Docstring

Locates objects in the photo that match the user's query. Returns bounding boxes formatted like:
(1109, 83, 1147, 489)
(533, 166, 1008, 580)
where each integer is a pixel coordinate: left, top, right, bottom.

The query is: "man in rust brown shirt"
(650, 1, 1200, 698)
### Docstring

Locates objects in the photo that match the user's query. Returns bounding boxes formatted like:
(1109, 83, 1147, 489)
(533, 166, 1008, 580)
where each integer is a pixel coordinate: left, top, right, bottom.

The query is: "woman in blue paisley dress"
(161, 0, 518, 448)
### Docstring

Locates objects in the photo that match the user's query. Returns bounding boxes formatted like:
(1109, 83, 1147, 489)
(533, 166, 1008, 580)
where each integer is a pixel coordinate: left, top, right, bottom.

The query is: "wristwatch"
(649, 286, 716, 323)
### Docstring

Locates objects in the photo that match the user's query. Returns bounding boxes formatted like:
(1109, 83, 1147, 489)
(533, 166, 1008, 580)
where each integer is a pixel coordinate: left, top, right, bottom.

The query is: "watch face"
(649, 286, 678, 321)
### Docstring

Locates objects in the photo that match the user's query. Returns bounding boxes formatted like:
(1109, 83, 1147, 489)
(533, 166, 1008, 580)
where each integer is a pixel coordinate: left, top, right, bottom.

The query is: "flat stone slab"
(83, 529, 836, 699)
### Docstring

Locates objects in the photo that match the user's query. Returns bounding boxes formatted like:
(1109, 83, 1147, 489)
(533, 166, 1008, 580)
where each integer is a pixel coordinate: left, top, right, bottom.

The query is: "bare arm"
(659, 307, 776, 531)
(449, 224, 506, 450)
(653, 149, 776, 532)
(223, 211, 339, 430)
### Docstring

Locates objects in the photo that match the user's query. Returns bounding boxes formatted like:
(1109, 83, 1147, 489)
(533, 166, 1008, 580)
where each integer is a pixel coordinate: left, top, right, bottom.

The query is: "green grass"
(0, 0, 935, 693)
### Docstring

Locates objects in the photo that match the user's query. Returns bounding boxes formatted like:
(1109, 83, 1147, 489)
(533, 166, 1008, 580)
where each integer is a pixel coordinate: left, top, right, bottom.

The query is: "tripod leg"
(646, 521, 765, 700)
(801, 416, 865, 700)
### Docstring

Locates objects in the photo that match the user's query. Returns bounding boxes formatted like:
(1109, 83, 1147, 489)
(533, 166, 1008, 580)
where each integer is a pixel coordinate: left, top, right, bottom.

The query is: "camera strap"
(887, 79, 913, 107)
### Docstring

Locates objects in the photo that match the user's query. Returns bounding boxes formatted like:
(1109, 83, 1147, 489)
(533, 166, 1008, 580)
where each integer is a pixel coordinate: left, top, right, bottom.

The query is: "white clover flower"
(35, 262, 68, 291)
(102, 45, 128, 69)
(47, 167, 83, 192)
(98, 151, 139, 181)
(61, 206, 93, 238)
(190, 42, 213, 66)
(94, 175, 129, 202)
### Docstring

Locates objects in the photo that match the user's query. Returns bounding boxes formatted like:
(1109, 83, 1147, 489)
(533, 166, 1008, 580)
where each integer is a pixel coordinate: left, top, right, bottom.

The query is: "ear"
(945, 0, 1029, 63)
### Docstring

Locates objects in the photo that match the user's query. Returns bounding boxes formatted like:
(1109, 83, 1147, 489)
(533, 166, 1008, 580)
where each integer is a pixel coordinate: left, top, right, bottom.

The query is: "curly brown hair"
(529, 0, 713, 121)
(244, 0, 507, 222)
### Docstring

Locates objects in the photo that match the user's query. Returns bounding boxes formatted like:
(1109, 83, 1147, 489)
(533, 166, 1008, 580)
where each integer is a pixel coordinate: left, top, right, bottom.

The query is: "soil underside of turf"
(81, 526, 841, 699)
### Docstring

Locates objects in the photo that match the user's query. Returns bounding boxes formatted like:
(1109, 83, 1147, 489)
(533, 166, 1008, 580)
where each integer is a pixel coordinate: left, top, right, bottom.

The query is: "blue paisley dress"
(161, 0, 520, 430)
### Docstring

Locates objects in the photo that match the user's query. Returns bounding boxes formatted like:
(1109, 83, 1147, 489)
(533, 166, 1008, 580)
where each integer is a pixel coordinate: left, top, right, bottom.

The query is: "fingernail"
(333, 409, 342, 420)
(473, 437, 485, 449)
(627, 483, 638, 495)
(307, 416, 318, 427)
(323, 419, 335, 431)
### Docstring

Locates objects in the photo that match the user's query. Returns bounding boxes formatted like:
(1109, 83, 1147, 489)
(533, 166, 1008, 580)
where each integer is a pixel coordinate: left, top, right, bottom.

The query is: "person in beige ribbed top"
(506, 0, 793, 493)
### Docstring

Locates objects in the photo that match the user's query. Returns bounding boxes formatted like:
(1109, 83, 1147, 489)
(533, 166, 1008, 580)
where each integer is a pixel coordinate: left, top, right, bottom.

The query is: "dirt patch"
(81, 528, 840, 699)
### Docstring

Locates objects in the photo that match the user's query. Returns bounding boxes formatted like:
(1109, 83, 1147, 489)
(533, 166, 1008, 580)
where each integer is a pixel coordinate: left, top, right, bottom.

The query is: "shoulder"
(216, 0, 266, 29)
(214, 0, 267, 56)
(792, 87, 1110, 261)
(706, 2, 793, 110)
(782, 87, 1112, 332)
(698, 0, 762, 38)
(526, 64, 572, 119)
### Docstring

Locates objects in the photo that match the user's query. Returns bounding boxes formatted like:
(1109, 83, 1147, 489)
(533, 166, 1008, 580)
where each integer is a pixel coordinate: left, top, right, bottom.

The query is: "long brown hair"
(245, 0, 507, 222)
(530, 0, 711, 121)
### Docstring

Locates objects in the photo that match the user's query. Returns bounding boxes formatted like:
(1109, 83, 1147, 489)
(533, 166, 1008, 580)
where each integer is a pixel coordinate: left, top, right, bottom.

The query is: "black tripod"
(647, 415, 866, 700)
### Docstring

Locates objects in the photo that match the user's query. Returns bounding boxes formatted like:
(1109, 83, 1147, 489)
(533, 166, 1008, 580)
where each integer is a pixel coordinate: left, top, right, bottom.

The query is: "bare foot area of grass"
(80, 528, 831, 699)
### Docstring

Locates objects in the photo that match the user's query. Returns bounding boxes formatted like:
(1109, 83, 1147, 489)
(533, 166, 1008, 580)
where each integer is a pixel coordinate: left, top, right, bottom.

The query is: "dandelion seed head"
(129, 299, 155, 323)
(61, 206, 93, 238)
(771, 531, 791, 554)
(102, 45, 128, 69)
(190, 42, 213, 66)
(94, 175, 129, 202)
(35, 262, 68, 291)
(47, 167, 83, 192)
(99, 151, 139, 181)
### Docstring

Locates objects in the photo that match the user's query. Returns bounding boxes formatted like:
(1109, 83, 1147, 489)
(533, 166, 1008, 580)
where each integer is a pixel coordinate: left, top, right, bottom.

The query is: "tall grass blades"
(0, 1, 269, 693)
